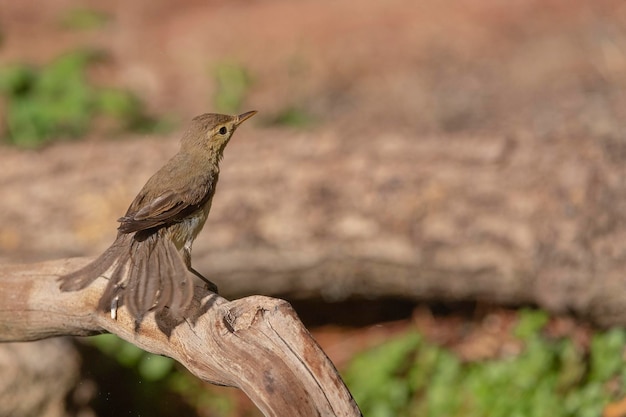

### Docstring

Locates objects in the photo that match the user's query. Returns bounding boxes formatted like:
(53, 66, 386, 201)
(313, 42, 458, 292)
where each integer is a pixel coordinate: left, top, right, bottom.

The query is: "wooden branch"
(0, 258, 362, 417)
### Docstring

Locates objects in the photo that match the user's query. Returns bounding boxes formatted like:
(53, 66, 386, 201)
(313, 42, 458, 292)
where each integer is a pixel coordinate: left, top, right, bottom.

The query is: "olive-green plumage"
(59, 111, 256, 326)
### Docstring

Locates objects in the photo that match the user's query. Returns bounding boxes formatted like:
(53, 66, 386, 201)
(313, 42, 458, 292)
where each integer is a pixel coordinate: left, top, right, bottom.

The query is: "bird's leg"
(190, 267, 219, 293)
(182, 247, 219, 293)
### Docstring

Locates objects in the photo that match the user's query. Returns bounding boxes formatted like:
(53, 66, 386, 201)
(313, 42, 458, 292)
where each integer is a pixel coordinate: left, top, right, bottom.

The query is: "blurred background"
(2, 0, 626, 416)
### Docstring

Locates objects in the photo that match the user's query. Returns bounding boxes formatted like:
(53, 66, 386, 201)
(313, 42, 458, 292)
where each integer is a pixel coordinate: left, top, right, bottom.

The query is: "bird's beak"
(236, 110, 258, 125)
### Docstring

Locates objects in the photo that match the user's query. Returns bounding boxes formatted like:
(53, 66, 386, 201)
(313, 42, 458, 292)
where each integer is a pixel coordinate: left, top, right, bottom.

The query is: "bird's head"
(180, 111, 257, 161)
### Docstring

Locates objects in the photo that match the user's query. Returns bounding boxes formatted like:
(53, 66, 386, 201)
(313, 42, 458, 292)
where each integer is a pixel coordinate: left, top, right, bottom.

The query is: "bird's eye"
(219, 126, 227, 135)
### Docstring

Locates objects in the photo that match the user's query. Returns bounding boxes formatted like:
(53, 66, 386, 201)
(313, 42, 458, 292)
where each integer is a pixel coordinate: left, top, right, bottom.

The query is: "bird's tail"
(59, 233, 195, 326)
(58, 237, 125, 292)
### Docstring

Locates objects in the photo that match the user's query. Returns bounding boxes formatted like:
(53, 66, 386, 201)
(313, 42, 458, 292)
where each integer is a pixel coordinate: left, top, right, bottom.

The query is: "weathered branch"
(0, 258, 362, 417)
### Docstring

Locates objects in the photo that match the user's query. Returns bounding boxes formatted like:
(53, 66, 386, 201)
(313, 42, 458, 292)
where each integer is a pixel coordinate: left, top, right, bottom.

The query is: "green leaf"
(589, 329, 626, 382)
(514, 309, 549, 340)
(138, 355, 175, 381)
(0, 64, 36, 95)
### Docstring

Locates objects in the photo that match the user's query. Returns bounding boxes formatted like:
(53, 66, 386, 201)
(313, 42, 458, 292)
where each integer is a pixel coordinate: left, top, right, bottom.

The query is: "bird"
(59, 111, 257, 327)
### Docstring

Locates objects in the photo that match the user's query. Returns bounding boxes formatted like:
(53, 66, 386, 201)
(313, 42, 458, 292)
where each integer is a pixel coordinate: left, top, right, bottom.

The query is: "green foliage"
(514, 308, 550, 340)
(90, 333, 175, 381)
(589, 328, 626, 383)
(267, 106, 314, 128)
(212, 61, 253, 114)
(60, 8, 110, 30)
(345, 309, 626, 417)
(169, 370, 237, 416)
(0, 50, 164, 148)
(345, 332, 422, 417)
(88, 334, 239, 415)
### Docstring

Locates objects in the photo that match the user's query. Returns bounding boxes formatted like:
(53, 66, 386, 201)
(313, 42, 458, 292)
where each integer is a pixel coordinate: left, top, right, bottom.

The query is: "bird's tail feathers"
(100, 234, 194, 325)
(58, 240, 124, 292)
(60, 233, 195, 326)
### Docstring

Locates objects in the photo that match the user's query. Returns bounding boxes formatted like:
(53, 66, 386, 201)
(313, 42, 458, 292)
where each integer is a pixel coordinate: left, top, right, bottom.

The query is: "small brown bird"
(59, 111, 257, 326)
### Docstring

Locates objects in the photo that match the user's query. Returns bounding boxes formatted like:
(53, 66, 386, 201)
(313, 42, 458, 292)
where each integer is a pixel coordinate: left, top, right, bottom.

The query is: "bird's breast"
(167, 198, 213, 251)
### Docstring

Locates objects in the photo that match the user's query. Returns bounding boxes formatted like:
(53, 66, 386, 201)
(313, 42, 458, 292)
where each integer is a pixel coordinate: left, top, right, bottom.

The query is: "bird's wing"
(117, 185, 208, 234)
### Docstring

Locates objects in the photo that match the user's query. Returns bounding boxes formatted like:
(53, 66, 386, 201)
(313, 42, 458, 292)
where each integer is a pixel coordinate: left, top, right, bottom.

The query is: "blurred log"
(0, 339, 84, 417)
(2, 128, 626, 328)
(188, 130, 626, 328)
(0, 259, 362, 417)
